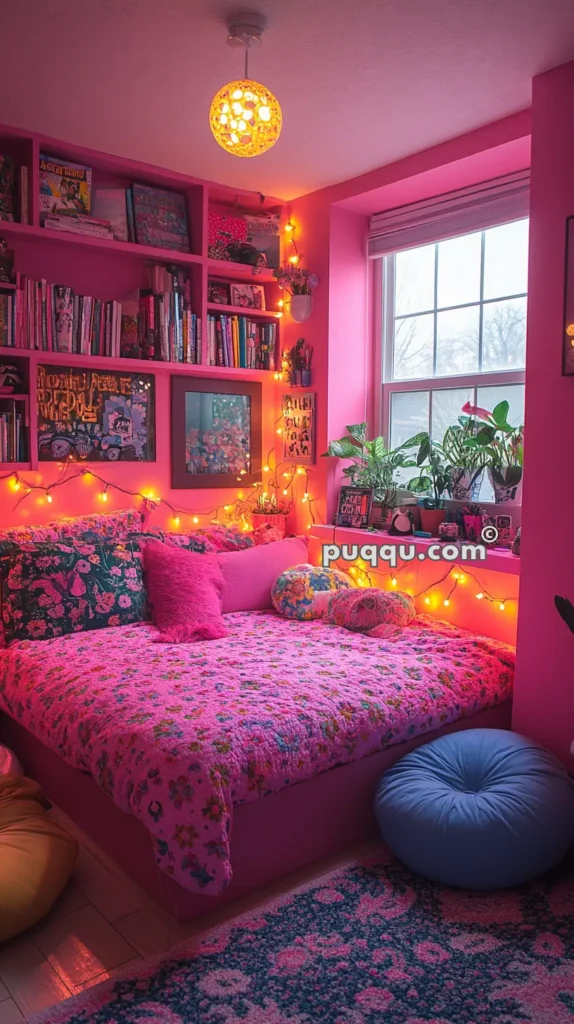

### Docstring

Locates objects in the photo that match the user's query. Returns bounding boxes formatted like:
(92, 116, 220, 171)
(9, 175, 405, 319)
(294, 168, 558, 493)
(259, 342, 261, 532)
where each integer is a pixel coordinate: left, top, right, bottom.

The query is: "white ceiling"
(1, 0, 573, 200)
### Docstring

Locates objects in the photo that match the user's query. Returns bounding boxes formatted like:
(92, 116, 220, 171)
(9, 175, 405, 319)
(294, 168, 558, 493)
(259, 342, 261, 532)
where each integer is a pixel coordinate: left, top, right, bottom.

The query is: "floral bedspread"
(0, 612, 514, 896)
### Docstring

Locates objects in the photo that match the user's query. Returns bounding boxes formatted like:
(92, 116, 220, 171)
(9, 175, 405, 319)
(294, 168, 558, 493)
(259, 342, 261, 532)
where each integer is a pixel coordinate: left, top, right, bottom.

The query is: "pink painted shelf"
(207, 303, 282, 318)
(0, 220, 204, 266)
(207, 259, 276, 283)
(0, 346, 271, 378)
(0, 462, 31, 471)
(311, 524, 521, 576)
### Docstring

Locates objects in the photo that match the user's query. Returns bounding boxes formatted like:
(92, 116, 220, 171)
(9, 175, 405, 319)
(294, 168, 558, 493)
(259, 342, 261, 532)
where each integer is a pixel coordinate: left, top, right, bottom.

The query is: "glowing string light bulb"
(476, 592, 484, 600)
(46, 491, 52, 503)
(390, 577, 397, 587)
(192, 516, 199, 525)
(173, 515, 180, 527)
(424, 596, 431, 605)
(499, 602, 506, 611)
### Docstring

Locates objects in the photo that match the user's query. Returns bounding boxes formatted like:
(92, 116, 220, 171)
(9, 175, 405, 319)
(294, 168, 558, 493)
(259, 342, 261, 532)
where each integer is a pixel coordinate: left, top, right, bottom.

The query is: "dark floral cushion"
(57, 508, 144, 540)
(127, 531, 217, 554)
(2, 540, 147, 645)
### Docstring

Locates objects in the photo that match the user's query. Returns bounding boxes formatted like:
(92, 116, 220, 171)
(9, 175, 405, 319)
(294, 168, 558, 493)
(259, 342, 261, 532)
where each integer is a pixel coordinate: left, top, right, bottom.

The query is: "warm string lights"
(327, 528, 515, 611)
(0, 449, 318, 533)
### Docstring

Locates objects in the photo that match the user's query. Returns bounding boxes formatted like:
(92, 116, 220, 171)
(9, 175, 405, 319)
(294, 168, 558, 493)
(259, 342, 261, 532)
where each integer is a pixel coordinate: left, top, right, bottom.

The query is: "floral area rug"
(30, 847, 574, 1024)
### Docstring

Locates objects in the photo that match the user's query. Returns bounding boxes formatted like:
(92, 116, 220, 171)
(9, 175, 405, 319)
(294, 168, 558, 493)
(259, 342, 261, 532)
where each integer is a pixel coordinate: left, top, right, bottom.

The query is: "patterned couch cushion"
(2, 539, 146, 644)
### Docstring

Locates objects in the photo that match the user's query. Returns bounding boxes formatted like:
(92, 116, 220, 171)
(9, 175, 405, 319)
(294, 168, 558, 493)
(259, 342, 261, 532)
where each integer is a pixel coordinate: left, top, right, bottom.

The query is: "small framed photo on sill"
(230, 283, 266, 310)
(563, 215, 574, 374)
(334, 486, 373, 529)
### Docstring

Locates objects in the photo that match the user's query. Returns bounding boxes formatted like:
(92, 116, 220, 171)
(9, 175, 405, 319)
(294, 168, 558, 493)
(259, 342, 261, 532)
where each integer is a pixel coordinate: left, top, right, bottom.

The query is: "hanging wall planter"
(289, 293, 313, 322)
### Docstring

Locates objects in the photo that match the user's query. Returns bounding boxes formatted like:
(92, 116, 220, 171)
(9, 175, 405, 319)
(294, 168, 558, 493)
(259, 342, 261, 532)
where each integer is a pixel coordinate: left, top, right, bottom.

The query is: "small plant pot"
(419, 508, 446, 536)
(251, 513, 287, 537)
(290, 294, 313, 323)
(301, 369, 312, 387)
(463, 514, 485, 542)
(289, 371, 303, 387)
(488, 468, 523, 504)
(449, 467, 484, 502)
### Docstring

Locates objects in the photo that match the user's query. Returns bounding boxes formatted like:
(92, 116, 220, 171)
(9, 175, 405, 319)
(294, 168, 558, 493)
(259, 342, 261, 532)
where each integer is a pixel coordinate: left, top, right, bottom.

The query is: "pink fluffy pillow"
(142, 539, 228, 643)
(218, 536, 309, 612)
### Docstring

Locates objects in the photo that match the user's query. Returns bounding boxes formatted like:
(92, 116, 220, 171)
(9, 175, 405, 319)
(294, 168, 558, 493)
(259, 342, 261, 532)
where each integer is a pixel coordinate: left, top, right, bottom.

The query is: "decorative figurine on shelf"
(226, 240, 267, 273)
(273, 264, 318, 323)
(283, 338, 313, 387)
(388, 508, 414, 536)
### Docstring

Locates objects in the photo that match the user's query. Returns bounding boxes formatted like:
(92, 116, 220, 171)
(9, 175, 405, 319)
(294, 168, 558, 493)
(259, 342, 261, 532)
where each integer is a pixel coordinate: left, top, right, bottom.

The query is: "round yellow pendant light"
(210, 15, 282, 158)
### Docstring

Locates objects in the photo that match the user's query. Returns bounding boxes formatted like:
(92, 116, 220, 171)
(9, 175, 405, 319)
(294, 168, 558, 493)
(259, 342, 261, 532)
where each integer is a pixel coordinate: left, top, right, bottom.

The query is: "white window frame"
(373, 248, 526, 447)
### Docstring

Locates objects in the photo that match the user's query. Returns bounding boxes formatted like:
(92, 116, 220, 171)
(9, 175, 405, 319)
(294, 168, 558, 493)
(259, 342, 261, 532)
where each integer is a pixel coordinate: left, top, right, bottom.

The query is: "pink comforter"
(0, 612, 514, 895)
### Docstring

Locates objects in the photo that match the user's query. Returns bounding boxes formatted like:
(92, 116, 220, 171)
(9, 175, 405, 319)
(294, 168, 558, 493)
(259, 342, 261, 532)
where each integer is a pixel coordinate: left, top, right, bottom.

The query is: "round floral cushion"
(325, 588, 415, 635)
(271, 564, 353, 620)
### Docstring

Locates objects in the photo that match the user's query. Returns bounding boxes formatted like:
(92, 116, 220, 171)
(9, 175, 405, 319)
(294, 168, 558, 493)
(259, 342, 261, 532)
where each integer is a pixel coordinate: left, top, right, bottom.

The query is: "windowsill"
(310, 523, 520, 576)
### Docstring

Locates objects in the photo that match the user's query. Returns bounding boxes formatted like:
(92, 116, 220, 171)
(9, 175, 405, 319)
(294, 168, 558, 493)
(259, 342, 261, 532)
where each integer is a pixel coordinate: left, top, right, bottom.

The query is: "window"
(376, 218, 528, 500)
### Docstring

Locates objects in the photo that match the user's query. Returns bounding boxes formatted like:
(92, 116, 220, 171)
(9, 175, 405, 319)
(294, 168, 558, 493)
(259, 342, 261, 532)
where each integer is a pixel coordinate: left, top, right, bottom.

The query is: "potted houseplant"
(322, 422, 417, 525)
(251, 494, 291, 537)
(442, 414, 488, 501)
(273, 265, 318, 323)
(462, 401, 524, 504)
(405, 432, 451, 535)
(462, 502, 485, 542)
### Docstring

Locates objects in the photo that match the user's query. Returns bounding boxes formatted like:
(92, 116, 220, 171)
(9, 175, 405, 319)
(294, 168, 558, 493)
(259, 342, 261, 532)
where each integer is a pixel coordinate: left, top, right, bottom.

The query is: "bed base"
(0, 702, 512, 924)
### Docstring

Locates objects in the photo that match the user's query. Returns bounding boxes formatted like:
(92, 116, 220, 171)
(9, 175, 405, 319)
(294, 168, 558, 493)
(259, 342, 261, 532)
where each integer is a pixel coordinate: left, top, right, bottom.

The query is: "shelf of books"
(0, 121, 287, 467)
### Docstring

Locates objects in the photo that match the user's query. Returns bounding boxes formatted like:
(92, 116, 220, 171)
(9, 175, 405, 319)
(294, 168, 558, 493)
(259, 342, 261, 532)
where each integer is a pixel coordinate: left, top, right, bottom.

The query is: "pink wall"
(512, 61, 574, 764)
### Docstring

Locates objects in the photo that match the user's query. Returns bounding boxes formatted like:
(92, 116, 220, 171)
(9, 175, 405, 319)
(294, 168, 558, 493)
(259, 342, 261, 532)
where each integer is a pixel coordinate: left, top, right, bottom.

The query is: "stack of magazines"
(39, 154, 190, 251)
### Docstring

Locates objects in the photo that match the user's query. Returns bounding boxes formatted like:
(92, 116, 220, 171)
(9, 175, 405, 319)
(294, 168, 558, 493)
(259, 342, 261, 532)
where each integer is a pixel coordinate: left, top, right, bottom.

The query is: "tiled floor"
(0, 806, 374, 1022)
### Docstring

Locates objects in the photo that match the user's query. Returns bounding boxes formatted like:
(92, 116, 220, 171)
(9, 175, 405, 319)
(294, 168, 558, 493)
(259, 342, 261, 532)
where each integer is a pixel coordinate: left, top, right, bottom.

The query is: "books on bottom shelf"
(0, 400, 27, 462)
(205, 314, 277, 370)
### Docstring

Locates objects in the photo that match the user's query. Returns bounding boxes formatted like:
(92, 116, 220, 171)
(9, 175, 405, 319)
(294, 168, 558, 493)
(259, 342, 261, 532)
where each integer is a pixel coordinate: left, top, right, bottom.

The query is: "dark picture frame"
(563, 216, 574, 375)
(171, 376, 262, 489)
(37, 364, 155, 462)
(334, 486, 373, 528)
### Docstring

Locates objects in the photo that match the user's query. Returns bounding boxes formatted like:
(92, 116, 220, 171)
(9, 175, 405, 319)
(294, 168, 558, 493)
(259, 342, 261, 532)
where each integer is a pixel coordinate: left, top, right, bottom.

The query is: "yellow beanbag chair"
(0, 775, 78, 941)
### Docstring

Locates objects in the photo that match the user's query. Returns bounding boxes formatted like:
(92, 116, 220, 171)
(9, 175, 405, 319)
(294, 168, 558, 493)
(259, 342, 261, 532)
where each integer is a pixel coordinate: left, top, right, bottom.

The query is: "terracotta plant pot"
(419, 508, 446, 536)
(251, 513, 287, 537)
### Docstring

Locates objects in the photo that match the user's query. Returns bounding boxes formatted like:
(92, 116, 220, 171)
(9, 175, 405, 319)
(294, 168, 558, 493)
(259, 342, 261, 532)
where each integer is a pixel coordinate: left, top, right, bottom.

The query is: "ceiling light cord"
(244, 43, 250, 79)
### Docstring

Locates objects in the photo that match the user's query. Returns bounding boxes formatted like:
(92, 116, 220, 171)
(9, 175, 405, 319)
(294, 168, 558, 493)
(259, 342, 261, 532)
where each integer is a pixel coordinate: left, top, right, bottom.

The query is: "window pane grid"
(389, 219, 528, 383)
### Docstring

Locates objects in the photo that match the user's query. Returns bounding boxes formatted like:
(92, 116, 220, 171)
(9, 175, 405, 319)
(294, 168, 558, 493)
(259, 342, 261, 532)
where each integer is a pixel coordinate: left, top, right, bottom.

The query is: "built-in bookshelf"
(0, 121, 285, 468)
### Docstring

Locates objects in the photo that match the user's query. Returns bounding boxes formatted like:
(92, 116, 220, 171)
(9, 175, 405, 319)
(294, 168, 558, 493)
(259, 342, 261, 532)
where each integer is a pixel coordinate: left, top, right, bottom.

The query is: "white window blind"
(368, 170, 530, 259)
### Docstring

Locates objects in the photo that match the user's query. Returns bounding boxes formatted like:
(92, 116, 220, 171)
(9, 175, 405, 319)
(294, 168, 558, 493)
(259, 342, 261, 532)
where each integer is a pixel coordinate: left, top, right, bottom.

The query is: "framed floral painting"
(171, 376, 262, 488)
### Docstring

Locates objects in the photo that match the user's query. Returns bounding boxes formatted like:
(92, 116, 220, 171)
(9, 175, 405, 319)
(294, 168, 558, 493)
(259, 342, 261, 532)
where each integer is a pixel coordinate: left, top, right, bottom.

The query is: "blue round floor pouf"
(374, 729, 574, 890)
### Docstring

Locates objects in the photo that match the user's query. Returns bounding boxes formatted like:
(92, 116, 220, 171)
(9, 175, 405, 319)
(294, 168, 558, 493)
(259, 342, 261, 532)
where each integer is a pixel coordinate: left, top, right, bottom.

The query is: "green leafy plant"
(441, 418, 489, 470)
(404, 432, 451, 508)
(322, 422, 416, 503)
(462, 401, 524, 487)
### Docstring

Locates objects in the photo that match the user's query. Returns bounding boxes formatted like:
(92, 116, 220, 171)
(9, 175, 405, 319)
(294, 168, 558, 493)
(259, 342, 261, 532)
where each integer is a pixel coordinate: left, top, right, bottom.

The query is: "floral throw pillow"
(2, 539, 146, 645)
(127, 531, 217, 554)
(271, 564, 353, 621)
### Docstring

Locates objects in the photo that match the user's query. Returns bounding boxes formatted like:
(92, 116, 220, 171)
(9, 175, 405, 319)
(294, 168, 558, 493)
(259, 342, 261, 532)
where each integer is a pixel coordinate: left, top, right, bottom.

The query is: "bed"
(0, 610, 514, 922)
